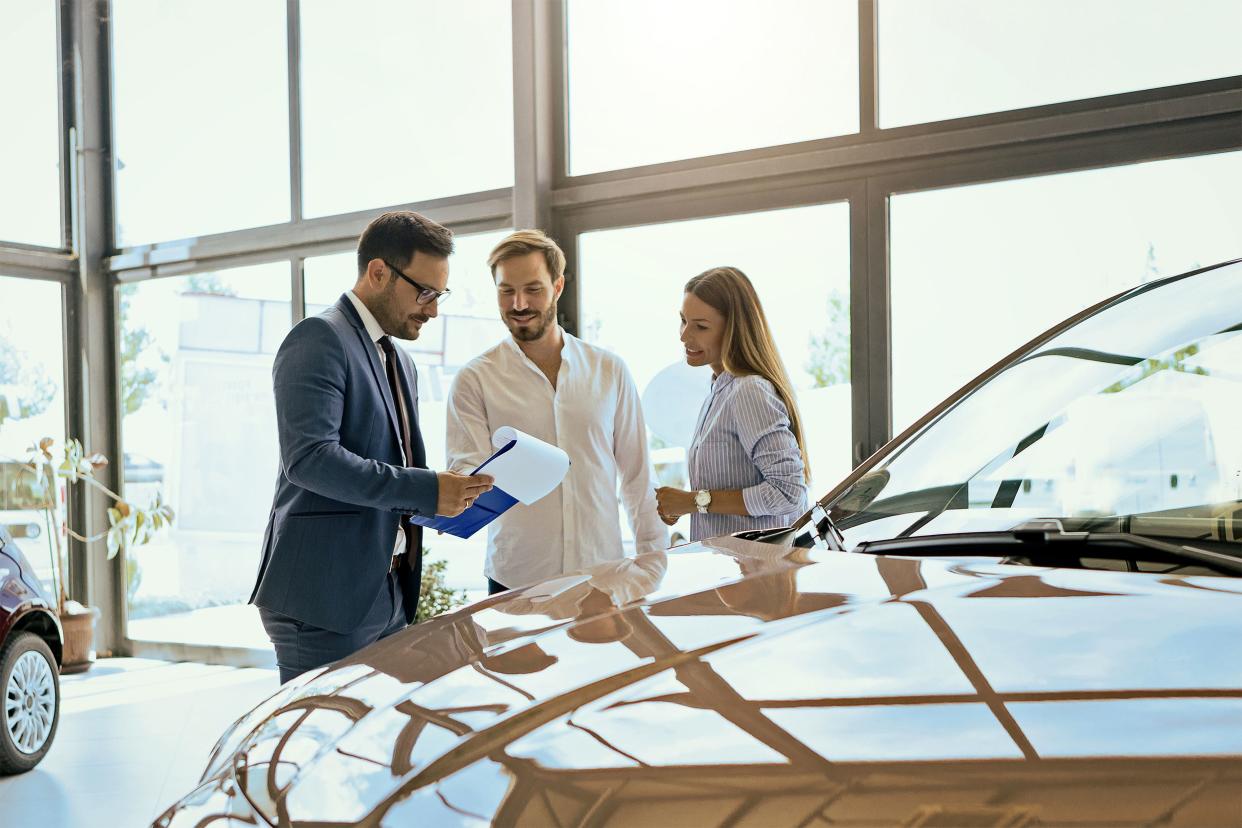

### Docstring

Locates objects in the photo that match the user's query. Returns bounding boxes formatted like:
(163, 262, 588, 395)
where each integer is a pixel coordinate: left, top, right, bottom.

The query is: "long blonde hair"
(685, 266, 811, 482)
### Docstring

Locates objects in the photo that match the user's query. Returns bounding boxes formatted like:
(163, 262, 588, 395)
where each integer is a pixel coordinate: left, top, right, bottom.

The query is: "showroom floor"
(0, 658, 277, 827)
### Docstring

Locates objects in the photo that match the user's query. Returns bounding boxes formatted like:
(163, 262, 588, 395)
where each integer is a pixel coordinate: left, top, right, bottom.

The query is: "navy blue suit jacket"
(250, 295, 438, 634)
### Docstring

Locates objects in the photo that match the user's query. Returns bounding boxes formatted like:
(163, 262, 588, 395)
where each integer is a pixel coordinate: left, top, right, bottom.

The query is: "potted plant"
(417, 558, 467, 623)
(23, 437, 173, 673)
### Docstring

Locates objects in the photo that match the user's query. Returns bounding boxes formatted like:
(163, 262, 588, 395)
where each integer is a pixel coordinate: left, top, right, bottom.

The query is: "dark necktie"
(378, 336, 415, 468)
(378, 336, 418, 567)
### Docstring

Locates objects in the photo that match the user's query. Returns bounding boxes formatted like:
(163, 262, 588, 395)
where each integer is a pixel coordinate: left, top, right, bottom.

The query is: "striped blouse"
(687, 371, 809, 541)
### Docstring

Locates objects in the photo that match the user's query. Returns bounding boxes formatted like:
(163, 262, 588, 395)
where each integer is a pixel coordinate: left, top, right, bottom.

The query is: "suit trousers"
(259, 570, 408, 684)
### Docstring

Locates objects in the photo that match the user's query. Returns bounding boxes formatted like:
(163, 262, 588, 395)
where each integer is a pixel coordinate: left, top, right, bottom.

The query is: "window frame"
(0, 0, 1229, 665)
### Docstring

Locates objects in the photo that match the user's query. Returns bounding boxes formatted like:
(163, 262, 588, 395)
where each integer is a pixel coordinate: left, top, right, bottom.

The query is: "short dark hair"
(356, 210, 454, 276)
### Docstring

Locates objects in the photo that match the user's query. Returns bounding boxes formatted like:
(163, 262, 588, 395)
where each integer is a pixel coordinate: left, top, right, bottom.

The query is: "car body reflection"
(155, 539, 1241, 827)
(156, 260, 1242, 827)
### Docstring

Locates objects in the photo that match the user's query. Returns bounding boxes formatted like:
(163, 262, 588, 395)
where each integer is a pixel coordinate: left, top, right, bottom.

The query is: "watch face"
(695, 490, 711, 507)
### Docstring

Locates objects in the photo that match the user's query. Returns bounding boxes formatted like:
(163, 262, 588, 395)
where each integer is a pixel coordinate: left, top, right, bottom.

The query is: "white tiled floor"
(0, 658, 278, 828)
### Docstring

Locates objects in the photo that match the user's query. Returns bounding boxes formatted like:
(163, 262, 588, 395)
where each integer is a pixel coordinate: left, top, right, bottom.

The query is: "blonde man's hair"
(487, 229, 566, 282)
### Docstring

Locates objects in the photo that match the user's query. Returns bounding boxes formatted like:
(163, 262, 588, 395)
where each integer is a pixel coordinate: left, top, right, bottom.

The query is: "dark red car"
(0, 526, 62, 774)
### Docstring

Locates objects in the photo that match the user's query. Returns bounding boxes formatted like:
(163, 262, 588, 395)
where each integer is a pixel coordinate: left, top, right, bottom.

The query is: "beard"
(506, 302, 557, 342)
(378, 282, 429, 340)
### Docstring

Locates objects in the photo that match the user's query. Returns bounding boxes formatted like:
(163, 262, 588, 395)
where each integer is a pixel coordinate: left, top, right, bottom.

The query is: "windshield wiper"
(809, 503, 847, 551)
(852, 518, 1242, 576)
(741, 502, 846, 549)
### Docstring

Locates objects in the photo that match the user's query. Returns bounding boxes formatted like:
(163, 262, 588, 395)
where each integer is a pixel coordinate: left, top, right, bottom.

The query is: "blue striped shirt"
(687, 371, 809, 541)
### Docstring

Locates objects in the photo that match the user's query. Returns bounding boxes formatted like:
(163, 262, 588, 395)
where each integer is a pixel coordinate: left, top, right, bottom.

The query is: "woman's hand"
(655, 487, 696, 525)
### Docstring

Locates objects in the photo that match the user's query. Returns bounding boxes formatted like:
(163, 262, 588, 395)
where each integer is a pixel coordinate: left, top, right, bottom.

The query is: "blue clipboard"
(408, 439, 521, 539)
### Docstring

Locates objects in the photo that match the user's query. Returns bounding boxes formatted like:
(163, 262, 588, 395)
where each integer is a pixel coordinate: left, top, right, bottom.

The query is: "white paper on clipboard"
(473, 426, 570, 505)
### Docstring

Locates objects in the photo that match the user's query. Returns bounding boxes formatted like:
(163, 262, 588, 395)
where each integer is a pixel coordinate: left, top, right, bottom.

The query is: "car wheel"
(0, 631, 60, 774)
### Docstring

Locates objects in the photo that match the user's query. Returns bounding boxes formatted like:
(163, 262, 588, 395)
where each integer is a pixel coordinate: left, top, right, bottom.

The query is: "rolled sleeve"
(732, 377, 808, 518)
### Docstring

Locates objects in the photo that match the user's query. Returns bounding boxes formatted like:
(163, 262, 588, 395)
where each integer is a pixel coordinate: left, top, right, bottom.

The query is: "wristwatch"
(694, 489, 712, 514)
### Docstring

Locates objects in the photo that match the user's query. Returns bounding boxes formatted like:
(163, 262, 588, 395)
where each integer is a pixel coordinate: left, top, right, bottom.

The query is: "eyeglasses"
(383, 260, 451, 306)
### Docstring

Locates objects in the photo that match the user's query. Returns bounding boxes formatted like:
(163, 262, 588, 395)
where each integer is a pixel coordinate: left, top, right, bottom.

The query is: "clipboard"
(409, 427, 569, 539)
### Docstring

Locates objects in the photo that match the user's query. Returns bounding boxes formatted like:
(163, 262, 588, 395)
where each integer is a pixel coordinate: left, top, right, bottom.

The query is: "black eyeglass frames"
(383, 260, 451, 306)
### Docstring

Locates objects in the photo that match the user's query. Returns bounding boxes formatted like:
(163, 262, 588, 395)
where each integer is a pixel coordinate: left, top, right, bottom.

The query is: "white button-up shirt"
(447, 329, 666, 587)
(344, 290, 408, 559)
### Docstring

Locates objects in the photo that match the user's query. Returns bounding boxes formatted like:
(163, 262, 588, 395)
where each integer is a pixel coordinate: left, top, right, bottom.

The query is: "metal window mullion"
(864, 177, 890, 461)
(858, 0, 877, 135)
(107, 188, 513, 276)
(291, 255, 305, 324)
(67, 0, 125, 654)
(511, 0, 560, 230)
(0, 246, 75, 280)
(286, 0, 303, 225)
(846, 182, 870, 470)
(57, 0, 75, 251)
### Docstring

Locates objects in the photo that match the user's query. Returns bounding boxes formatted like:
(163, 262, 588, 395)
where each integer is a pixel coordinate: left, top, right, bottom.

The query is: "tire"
(0, 631, 60, 774)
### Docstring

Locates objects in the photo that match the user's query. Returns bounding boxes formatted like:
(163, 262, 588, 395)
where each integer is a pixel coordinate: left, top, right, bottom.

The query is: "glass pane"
(879, 0, 1242, 128)
(0, 276, 66, 593)
(890, 150, 1242, 435)
(0, 2, 60, 247)
(578, 203, 852, 534)
(567, 0, 858, 176)
(303, 228, 511, 600)
(122, 263, 292, 648)
(300, 1, 514, 218)
(111, 1, 290, 246)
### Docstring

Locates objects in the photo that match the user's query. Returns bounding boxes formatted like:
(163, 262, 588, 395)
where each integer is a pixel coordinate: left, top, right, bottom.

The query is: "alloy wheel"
(5, 650, 56, 754)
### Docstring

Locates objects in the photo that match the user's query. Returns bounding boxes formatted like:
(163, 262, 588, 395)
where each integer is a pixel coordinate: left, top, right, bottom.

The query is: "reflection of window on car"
(829, 261, 1242, 556)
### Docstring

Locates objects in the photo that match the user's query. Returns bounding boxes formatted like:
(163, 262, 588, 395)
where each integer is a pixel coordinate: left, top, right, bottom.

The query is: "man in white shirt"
(447, 230, 666, 593)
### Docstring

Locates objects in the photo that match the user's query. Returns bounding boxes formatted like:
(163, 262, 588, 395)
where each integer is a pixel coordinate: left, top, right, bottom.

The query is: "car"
(155, 259, 1242, 827)
(0, 526, 62, 775)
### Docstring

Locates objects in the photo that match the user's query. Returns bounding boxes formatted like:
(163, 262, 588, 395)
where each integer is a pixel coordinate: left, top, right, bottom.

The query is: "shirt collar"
(345, 290, 386, 344)
(502, 326, 576, 363)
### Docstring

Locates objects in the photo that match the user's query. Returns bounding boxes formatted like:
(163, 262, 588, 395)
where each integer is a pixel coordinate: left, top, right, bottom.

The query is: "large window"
(878, 0, 1242, 128)
(299, 1, 514, 218)
(0, 276, 66, 591)
(121, 263, 292, 648)
(303, 228, 511, 600)
(890, 150, 1242, 434)
(578, 203, 852, 535)
(111, 1, 290, 246)
(566, 0, 858, 175)
(0, 2, 61, 247)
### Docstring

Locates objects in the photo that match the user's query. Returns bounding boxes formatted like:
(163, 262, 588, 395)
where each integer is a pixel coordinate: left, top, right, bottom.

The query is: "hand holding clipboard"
(410, 427, 570, 539)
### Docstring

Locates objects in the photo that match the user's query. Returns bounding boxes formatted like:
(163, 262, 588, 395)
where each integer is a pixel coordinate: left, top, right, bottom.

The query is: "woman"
(655, 266, 810, 541)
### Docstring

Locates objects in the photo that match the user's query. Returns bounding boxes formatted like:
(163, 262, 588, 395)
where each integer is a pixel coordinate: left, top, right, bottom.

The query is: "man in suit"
(251, 210, 493, 684)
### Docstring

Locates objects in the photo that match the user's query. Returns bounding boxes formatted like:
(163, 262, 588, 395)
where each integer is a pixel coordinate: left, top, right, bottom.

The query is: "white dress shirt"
(447, 329, 666, 587)
(344, 290, 409, 559)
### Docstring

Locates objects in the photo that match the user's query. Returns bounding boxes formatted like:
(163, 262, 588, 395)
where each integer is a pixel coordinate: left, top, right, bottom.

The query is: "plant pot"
(58, 605, 100, 675)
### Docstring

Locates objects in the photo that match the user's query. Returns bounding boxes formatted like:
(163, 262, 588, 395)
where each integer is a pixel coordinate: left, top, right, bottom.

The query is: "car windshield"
(827, 261, 1242, 549)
